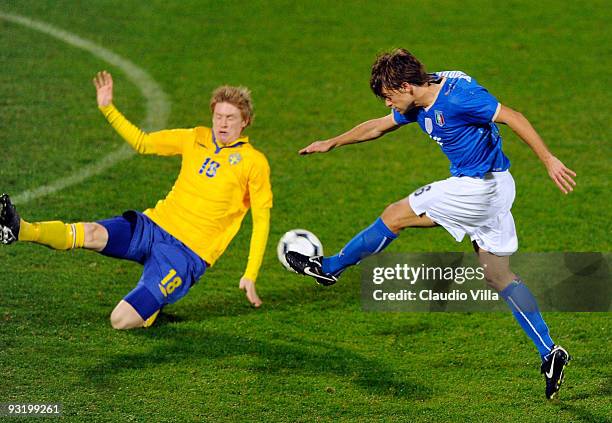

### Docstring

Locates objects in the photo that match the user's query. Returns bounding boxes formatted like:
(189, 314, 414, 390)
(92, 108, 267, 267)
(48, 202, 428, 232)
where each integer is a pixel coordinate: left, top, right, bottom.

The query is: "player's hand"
(545, 156, 576, 194)
(239, 278, 262, 308)
(93, 70, 113, 107)
(299, 140, 334, 155)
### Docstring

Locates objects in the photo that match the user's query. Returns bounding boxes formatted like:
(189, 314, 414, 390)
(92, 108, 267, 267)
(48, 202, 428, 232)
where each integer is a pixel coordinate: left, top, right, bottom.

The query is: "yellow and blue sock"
(500, 279, 555, 359)
(322, 217, 397, 276)
(142, 309, 160, 328)
(18, 219, 85, 250)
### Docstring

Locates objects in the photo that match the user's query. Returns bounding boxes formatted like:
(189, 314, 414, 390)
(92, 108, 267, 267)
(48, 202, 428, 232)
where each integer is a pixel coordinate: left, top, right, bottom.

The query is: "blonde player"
(0, 71, 272, 329)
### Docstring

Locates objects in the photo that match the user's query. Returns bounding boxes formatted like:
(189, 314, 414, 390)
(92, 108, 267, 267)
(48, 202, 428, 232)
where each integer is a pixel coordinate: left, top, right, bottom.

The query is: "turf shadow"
(162, 271, 363, 321)
(555, 402, 612, 423)
(83, 327, 431, 400)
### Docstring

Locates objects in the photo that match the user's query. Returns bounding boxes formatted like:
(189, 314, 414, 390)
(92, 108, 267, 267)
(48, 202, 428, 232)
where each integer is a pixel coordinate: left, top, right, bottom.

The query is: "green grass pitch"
(1, 1, 610, 421)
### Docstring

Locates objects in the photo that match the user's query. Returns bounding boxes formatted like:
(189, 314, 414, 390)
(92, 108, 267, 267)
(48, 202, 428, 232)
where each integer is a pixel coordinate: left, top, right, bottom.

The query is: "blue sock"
(322, 217, 397, 276)
(500, 279, 555, 359)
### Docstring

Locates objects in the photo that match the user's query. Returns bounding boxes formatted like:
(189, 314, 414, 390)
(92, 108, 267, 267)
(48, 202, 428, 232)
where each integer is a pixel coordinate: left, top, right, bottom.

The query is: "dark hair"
(370, 48, 431, 99)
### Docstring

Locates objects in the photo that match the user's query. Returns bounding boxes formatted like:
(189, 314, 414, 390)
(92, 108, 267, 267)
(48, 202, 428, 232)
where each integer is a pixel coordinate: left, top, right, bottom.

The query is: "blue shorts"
(97, 211, 207, 320)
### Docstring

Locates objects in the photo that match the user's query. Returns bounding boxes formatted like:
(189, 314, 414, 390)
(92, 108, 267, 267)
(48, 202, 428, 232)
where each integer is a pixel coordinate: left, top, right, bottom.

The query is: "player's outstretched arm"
(93, 71, 187, 156)
(495, 105, 576, 194)
(93, 70, 151, 153)
(299, 114, 399, 155)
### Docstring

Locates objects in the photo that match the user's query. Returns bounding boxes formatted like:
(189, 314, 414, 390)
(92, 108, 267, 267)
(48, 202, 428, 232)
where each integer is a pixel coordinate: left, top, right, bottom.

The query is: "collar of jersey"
(423, 77, 447, 113)
(212, 133, 249, 154)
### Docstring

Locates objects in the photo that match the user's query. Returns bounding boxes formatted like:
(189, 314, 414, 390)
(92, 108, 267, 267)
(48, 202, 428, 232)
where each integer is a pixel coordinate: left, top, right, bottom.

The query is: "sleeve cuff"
(98, 103, 115, 115)
(242, 272, 258, 283)
(491, 103, 501, 122)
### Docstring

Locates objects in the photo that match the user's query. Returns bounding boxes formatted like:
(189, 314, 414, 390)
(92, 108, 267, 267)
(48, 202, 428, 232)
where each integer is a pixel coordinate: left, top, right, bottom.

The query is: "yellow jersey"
(99, 104, 272, 278)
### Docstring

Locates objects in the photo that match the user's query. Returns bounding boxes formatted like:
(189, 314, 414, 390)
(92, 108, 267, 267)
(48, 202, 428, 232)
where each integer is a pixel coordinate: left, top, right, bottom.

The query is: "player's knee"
(110, 309, 137, 330)
(110, 313, 123, 330)
(83, 223, 108, 250)
(482, 269, 507, 291)
(110, 310, 126, 330)
(110, 317, 136, 330)
(381, 202, 405, 232)
(381, 200, 430, 231)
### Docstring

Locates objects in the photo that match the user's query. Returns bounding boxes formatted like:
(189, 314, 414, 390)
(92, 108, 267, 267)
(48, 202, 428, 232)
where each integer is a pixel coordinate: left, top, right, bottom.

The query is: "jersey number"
(159, 269, 183, 297)
(413, 185, 432, 196)
(199, 157, 221, 177)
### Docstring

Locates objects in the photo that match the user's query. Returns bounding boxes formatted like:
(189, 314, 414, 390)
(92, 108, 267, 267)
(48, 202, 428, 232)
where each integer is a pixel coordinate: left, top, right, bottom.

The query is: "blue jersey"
(392, 71, 510, 178)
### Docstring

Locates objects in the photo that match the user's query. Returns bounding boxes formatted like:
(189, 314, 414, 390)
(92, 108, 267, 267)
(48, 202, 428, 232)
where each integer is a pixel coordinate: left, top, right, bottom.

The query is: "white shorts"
(408, 171, 518, 255)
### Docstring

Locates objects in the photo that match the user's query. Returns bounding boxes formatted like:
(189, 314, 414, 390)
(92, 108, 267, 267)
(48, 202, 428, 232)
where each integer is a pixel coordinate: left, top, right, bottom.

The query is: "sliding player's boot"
(0, 194, 20, 245)
(285, 251, 337, 286)
(541, 345, 571, 399)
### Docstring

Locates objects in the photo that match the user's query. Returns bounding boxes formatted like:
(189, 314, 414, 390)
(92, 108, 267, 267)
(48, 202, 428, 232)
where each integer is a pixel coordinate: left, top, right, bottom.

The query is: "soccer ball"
(277, 229, 324, 271)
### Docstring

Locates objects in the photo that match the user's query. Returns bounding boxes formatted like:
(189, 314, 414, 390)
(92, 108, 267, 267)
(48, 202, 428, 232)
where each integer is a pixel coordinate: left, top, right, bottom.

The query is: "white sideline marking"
(0, 11, 170, 204)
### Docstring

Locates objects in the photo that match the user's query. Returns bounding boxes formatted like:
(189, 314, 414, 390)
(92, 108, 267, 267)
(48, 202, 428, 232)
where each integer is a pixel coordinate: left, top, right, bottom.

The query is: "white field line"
(0, 11, 170, 204)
